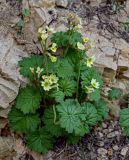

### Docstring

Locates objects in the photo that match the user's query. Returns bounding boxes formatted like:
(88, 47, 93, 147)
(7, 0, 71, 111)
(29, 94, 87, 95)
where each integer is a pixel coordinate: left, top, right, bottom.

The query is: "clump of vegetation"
(17, 8, 31, 33)
(120, 93, 129, 135)
(8, 13, 109, 153)
(108, 87, 122, 100)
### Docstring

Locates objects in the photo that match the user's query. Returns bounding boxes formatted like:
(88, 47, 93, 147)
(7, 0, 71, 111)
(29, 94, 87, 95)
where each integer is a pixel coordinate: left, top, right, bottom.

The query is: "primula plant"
(8, 13, 109, 153)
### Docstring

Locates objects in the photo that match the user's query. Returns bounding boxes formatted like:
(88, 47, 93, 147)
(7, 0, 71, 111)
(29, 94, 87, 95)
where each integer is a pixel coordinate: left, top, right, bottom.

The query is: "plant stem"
(76, 56, 81, 99)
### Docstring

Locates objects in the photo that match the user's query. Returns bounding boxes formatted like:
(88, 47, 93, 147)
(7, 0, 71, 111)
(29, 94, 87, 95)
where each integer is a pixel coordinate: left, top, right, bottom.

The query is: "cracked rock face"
(0, 26, 27, 117)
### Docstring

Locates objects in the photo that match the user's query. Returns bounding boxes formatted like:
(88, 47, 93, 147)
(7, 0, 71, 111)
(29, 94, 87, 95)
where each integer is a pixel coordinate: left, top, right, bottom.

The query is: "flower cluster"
(30, 66, 44, 78)
(41, 74, 59, 91)
(38, 26, 58, 62)
(85, 78, 100, 93)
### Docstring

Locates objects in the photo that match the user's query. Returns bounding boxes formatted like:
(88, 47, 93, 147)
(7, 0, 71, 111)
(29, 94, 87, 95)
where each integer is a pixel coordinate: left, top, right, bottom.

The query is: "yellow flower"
(83, 37, 90, 43)
(36, 67, 44, 78)
(91, 79, 100, 89)
(85, 86, 94, 93)
(50, 43, 57, 52)
(50, 55, 57, 62)
(86, 56, 95, 68)
(30, 67, 34, 74)
(77, 42, 85, 50)
(75, 24, 83, 30)
(88, 44, 95, 49)
(49, 74, 59, 84)
(46, 26, 54, 33)
(38, 27, 43, 34)
(76, 17, 82, 25)
(41, 80, 52, 91)
(41, 33, 48, 40)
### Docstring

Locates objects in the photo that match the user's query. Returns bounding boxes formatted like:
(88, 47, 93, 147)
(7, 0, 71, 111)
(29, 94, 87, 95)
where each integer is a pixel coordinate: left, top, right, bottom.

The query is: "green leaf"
(50, 90, 65, 103)
(59, 79, 76, 96)
(17, 19, 24, 27)
(22, 8, 31, 17)
(80, 103, 98, 126)
(67, 134, 81, 144)
(43, 107, 65, 137)
(108, 87, 121, 100)
(56, 99, 82, 133)
(120, 107, 129, 135)
(69, 32, 82, 47)
(95, 99, 109, 121)
(16, 86, 41, 114)
(89, 89, 101, 102)
(19, 55, 44, 80)
(81, 66, 103, 87)
(56, 58, 75, 79)
(52, 32, 69, 47)
(8, 107, 40, 132)
(27, 128, 54, 153)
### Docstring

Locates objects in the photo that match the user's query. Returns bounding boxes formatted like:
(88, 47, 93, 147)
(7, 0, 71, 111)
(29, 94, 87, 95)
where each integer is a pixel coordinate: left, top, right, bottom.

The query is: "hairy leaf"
(43, 107, 65, 137)
(67, 134, 81, 144)
(120, 107, 129, 135)
(8, 107, 40, 132)
(95, 99, 109, 121)
(56, 99, 81, 133)
(108, 87, 121, 100)
(50, 90, 65, 103)
(80, 103, 98, 126)
(16, 86, 41, 114)
(56, 58, 75, 79)
(19, 55, 44, 80)
(27, 128, 54, 153)
(59, 79, 76, 96)
(52, 32, 69, 47)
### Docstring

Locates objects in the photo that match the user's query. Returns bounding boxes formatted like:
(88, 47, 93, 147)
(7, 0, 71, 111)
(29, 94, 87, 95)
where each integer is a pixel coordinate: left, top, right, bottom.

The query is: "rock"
(97, 148, 108, 156)
(0, 26, 28, 116)
(113, 145, 119, 151)
(102, 123, 107, 129)
(0, 136, 15, 159)
(98, 132, 104, 138)
(56, 0, 68, 8)
(120, 147, 128, 156)
(96, 141, 104, 147)
(107, 131, 120, 138)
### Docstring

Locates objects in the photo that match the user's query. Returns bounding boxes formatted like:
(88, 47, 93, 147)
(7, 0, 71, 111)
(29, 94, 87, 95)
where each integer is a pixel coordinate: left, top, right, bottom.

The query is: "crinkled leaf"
(69, 32, 83, 47)
(67, 134, 81, 145)
(50, 90, 65, 103)
(89, 89, 101, 102)
(19, 55, 44, 80)
(22, 8, 31, 17)
(27, 128, 54, 153)
(95, 99, 109, 121)
(56, 99, 81, 133)
(108, 87, 121, 100)
(80, 103, 98, 126)
(81, 66, 103, 87)
(56, 58, 75, 79)
(60, 79, 76, 96)
(8, 107, 40, 132)
(43, 107, 65, 137)
(16, 86, 41, 114)
(52, 32, 69, 47)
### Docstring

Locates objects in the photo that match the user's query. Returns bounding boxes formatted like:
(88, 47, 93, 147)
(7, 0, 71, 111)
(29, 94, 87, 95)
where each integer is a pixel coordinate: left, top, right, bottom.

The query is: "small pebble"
(121, 147, 128, 156)
(98, 132, 104, 138)
(97, 148, 108, 156)
(113, 145, 119, 151)
(107, 132, 116, 138)
(102, 123, 107, 129)
(96, 141, 104, 147)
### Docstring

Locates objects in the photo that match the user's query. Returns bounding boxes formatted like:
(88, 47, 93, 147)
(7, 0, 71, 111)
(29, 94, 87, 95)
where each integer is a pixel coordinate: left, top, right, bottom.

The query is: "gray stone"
(97, 148, 108, 156)
(113, 145, 119, 151)
(121, 147, 128, 156)
(56, 0, 68, 8)
(0, 26, 28, 116)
